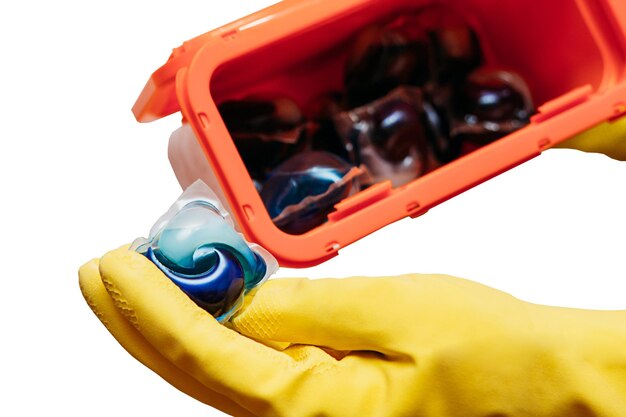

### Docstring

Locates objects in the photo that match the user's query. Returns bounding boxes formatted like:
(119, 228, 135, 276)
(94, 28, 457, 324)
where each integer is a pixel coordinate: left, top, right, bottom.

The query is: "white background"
(1, 1, 625, 416)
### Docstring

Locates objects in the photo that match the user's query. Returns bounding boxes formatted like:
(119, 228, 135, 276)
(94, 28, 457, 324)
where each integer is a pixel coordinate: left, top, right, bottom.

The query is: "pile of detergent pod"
(131, 180, 279, 321)
(218, 6, 535, 235)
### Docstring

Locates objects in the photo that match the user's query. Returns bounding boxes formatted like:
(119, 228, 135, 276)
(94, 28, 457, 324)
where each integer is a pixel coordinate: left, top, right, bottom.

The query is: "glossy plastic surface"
(261, 151, 362, 234)
(132, 181, 278, 321)
(135, 0, 626, 267)
(452, 69, 535, 146)
(335, 87, 430, 187)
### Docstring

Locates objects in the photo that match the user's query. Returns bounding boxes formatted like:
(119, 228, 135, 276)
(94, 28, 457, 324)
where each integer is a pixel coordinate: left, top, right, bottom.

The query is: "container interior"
(208, 0, 622, 234)
(211, 0, 614, 106)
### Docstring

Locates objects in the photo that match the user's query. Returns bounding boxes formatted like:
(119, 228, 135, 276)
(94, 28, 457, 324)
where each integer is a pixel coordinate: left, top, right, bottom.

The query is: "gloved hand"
(80, 247, 626, 417)
(558, 117, 626, 160)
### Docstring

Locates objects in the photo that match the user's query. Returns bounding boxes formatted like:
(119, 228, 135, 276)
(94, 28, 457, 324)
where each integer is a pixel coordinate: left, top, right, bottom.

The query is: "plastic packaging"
(134, 0, 626, 267)
(131, 180, 278, 321)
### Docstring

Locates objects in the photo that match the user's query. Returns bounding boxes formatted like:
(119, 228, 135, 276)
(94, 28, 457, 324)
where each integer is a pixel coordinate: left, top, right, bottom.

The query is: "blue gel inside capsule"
(147, 247, 245, 319)
(138, 201, 268, 321)
(261, 151, 357, 235)
(155, 202, 266, 288)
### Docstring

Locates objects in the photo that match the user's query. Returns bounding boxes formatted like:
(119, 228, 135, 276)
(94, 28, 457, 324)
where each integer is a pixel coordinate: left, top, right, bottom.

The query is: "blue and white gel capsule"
(131, 181, 278, 322)
(261, 151, 362, 235)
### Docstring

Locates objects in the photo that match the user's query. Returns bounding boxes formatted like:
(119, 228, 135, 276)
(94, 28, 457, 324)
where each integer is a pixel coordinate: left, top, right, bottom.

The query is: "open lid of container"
(133, 0, 308, 122)
(133, 0, 626, 267)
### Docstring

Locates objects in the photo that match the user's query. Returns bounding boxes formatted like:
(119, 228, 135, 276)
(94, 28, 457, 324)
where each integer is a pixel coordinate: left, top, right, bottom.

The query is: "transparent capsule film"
(450, 69, 535, 146)
(333, 86, 432, 187)
(131, 180, 278, 322)
(260, 151, 366, 235)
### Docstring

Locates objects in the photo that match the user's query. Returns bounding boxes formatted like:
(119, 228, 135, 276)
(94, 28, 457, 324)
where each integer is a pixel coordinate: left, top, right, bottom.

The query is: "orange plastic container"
(134, 0, 626, 267)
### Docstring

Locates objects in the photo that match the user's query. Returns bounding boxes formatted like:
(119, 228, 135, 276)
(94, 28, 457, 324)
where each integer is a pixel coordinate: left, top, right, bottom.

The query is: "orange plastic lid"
(134, 0, 626, 267)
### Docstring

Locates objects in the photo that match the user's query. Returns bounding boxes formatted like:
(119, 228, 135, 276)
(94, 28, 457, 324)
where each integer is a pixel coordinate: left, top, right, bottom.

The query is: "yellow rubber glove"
(558, 117, 626, 160)
(80, 247, 626, 417)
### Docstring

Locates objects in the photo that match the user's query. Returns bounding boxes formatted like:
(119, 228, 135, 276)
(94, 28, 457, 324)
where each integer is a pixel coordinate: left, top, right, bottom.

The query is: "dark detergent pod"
(422, 95, 459, 163)
(219, 98, 303, 133)
(410, 6, 483, 85)
(335, 87, 430, 187)
(372, 100, 423, 163)
(428, 25, 482, 84)
(261, 151, 362, 235)
(452, 68, 534, 145)
(218, 98, 306, 183)
(306, 92, 351, 161)
(345, 24, 431, 107)
(132, 181, 278, 322)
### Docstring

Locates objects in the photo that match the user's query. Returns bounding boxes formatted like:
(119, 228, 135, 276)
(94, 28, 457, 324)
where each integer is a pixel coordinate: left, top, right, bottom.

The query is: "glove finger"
(78, 258, 257, 417)
(231, 276, 417, 354)
(98, 247, 370, 413)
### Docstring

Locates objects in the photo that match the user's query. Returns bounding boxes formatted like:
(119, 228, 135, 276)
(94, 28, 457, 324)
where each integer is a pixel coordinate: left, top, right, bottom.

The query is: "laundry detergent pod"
(413, 5, 483, 84)
(452, 68, 534, 145)
(334, 87, 430, 187)
(261, 151, 363, 235)
(421, 87, 460, 163)
(131, 180, 278, 321)
(218, 98, 306, 183)
(345, 23, 431, 107)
